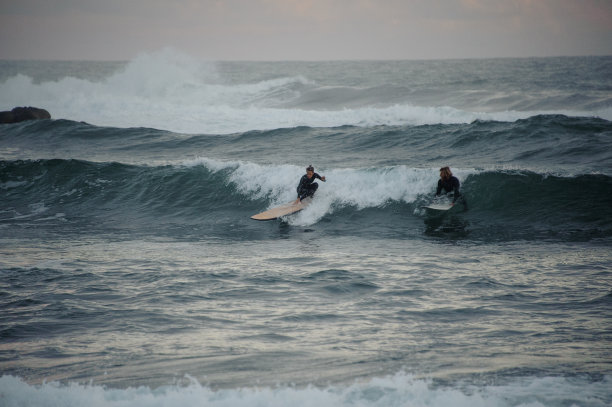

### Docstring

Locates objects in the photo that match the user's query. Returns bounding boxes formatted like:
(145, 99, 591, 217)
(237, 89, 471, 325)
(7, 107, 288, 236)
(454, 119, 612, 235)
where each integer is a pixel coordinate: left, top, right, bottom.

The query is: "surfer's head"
(440, 166, 452, 180)
(306, 165, 315, 177)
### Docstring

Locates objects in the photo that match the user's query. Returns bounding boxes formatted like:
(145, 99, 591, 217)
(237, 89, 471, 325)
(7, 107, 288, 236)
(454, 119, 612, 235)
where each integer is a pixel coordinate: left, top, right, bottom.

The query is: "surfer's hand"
(321, 176, 326, 182)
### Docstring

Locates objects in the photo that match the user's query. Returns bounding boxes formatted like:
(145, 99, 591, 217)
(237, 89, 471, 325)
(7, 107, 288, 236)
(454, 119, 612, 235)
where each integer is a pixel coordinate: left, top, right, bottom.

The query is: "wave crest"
(2, 50, 610, 134)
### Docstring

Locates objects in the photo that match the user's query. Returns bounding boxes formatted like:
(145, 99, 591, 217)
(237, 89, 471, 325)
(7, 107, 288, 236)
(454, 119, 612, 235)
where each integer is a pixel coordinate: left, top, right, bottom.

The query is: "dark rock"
(0, 106, 51, 124)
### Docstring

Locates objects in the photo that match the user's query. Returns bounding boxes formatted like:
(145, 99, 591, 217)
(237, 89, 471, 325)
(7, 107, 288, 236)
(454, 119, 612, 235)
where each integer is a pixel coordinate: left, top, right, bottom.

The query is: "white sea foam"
(184, 157, 476, 225)
(1, 373, 609, 407)
(1, 49, 608, 134)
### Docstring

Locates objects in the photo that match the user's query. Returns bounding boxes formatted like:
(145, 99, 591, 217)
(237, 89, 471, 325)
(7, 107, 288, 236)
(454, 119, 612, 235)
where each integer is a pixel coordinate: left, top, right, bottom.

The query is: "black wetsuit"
(436, 176, 467, 208)
(297, 173, 323, 200)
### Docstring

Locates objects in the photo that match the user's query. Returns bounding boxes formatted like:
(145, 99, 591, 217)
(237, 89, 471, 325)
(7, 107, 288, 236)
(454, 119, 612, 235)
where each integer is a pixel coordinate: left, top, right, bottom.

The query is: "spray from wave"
(1, 49, 609, 134)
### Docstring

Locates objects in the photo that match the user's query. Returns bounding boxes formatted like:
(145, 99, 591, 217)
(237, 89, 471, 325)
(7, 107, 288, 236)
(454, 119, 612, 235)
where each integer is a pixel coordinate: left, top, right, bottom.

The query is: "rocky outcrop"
(0, 107, 51, 124)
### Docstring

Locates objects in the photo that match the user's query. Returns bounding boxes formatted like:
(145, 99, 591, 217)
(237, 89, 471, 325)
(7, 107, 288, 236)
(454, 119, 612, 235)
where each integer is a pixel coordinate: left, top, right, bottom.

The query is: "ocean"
(1, 49, 611, 406)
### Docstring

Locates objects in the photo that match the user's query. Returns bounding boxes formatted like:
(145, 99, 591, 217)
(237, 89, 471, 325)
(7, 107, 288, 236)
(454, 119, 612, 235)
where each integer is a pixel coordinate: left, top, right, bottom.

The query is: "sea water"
(1, 49, 611, 406)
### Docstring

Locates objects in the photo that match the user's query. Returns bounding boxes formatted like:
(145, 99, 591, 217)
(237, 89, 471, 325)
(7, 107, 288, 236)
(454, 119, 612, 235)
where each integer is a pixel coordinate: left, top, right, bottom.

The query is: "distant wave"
(2, 114, 611, 175)
(1, 50, 610, 134)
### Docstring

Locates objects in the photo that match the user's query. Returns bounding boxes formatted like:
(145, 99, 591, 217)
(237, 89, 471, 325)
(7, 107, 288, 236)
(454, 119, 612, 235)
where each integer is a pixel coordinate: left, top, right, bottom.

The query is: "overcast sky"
(1, 0, 611, 61)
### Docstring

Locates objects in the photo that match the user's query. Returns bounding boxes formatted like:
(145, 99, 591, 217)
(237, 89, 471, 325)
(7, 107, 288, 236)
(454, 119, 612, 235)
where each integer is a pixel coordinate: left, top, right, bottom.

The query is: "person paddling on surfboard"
(436, 166, 467, 210)
(295, 165, 326, 203)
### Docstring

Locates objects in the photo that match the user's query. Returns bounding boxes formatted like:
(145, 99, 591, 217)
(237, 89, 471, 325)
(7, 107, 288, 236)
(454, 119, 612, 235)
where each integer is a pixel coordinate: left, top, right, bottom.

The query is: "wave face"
(2, 157, 611, 242)
(1, 50, 611, 134)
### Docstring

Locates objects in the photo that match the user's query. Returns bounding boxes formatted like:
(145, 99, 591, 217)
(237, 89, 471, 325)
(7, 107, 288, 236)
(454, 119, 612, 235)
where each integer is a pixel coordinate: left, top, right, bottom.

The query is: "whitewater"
(1, 50, 611, 406)
(1, 49, 611, 135)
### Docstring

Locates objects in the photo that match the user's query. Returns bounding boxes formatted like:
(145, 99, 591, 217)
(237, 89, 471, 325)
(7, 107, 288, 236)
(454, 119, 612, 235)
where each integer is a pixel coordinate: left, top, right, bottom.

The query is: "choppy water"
(1, 51, 611, 406)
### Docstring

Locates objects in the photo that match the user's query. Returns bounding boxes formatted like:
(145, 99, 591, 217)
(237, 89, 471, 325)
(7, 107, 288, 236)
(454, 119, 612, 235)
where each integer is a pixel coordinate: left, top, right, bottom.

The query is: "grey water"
(1, 54, 611, 406)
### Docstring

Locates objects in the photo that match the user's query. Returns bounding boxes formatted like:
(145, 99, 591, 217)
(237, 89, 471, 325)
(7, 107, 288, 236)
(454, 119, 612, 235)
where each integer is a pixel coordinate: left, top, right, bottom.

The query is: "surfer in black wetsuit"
(436, 166, 467, 210)
(295, 165, 326, 203)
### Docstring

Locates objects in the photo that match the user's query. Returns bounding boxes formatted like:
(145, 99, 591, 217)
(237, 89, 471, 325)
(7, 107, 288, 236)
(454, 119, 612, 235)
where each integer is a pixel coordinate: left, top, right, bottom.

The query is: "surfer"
(295, 165, 326, 203)
(436, 166, 467, 209)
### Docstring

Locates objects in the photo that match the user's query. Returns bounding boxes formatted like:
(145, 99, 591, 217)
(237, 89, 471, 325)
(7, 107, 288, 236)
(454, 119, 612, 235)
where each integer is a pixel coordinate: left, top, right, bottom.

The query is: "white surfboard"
(250, 198, 312, 221)
(422, 202, 454, 211)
